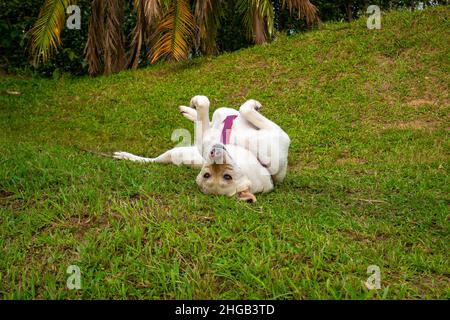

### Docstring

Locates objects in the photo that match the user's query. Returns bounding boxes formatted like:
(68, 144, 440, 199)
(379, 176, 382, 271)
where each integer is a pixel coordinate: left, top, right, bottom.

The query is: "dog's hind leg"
(239, 100, 281, 131)
(272, 158, 288, 183)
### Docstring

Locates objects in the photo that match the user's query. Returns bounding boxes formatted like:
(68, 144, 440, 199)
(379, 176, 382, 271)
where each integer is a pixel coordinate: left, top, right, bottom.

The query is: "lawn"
(0, 7, 449, 299)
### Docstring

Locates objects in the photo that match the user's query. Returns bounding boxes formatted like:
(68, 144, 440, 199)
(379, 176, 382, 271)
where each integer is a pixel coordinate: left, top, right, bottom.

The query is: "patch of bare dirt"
(406, 98, 436, 107)
(336, 150, 367, 166)
(381, 119, 440, 131)
(336, 157, 367, 165)
(0, 189, 26, 212)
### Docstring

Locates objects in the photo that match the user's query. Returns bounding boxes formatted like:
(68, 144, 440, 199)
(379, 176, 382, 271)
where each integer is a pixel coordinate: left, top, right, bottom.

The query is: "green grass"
(0, 7, 449, 299)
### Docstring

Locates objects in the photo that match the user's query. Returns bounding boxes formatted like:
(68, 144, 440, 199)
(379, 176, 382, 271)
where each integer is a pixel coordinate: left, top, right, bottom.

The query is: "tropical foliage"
(2, 0, 444, 76)
(30, 0, 73, 64)
(29, 0, 320, 75)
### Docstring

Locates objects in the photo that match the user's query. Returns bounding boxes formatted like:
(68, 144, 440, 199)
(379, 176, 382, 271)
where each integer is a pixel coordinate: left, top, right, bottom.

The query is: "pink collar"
(220, 115, 238, 145)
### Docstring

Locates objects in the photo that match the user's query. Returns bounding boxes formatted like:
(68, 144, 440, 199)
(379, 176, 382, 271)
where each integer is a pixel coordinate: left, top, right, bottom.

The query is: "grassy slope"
(0, 7, 449, 299)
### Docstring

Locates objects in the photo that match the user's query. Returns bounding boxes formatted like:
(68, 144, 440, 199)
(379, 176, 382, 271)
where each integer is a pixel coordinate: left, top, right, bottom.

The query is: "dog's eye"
(223, 174, 232, 180)
(203, 173, 211, 179)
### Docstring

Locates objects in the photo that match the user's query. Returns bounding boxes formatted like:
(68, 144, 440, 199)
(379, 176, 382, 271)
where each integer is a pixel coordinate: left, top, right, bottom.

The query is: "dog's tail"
(75, 147, 155, 163)
(75, 146, 114, 158)
(112, 151, 155, 163)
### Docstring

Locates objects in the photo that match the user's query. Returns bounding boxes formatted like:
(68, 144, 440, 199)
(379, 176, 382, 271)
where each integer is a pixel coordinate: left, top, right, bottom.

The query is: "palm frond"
(194, 0, 222, 55)
(129, 0, 146, 69)
(129, 0, 162, 69)
(144, 0, 162, 21)
(85, 0, 105, 75)
(237, 0, 274, 44)
(104, 0, 126, 75)
(150, 0, 195, 63)
(30, 0, 72, 64)
(282, 0, 319, 25)
(85, 0, 126, 75)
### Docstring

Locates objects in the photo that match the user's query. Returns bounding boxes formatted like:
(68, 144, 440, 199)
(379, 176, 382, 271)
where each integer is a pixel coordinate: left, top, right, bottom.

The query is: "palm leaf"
(104, 0, 126, 75)
(194, 0, 222, 55)
(150, 0, 195, 63)
(85, 0, 127, 75)
(144, 0, 162, 21)
(85, 0, 105, 75)
(282, 0, 319, 25)
(30, 0, 73, 64)
(129, 0, 162, 69)
(237, 0, 274, 44)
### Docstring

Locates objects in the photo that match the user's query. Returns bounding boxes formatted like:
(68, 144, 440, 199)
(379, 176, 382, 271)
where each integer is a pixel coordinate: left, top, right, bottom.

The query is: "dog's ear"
(237, 188, 256, 203)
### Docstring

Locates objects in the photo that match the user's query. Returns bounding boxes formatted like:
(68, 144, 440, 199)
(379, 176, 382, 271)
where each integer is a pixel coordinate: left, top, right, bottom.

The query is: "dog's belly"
(206, 108, 290, 179)
(230, 129, 289, 175)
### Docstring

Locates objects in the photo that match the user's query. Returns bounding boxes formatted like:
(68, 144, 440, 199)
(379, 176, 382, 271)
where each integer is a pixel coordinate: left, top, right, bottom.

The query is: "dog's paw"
(240, 99, 263, 115)
(250, 99, 262, 111)
(190, 95, 210, 111)
(179, 105, 197, 121)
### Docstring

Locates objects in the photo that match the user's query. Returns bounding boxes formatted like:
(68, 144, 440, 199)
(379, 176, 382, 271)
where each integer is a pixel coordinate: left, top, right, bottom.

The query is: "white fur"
(114, 96, 291, 196)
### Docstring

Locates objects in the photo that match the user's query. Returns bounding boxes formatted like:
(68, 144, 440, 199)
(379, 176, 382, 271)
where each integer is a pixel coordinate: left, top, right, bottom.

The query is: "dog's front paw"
(179, 105, 197, 121)
(190, 95, 210, 111)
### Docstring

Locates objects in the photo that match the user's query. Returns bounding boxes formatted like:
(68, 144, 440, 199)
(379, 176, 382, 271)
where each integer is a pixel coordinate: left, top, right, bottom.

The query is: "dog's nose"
(210, 144, 226, 161)
(210, 149, 220, 157)
(212, 143, 226, 150)
(210, 148, 223, 158)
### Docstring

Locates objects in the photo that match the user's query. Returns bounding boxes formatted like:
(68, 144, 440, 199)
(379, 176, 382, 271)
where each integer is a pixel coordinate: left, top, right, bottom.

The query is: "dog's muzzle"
(209, 144, 226, 163)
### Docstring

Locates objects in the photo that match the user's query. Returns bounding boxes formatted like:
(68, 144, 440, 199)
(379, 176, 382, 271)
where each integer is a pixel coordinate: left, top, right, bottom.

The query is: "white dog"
(114, 96, 290, 202)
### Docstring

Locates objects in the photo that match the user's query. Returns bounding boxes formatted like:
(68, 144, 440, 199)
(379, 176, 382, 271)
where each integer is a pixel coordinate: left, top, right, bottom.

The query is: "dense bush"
(0, 0, 41, 74)
(0, 0, 92, 76)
